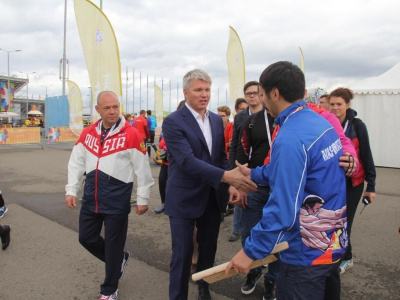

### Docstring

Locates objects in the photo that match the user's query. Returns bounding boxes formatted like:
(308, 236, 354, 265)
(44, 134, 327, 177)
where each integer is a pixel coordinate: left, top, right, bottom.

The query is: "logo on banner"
(96, 29, 103, 42)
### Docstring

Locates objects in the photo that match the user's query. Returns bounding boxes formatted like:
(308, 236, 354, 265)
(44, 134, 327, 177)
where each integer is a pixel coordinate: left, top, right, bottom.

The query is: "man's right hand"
(223, 164, 257, 192)
(65, 195, 77, 209)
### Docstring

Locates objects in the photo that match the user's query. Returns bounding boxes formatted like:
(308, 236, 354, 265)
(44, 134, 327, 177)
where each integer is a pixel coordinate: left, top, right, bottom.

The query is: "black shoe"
(263, 280, 276, 300)
(198, 284, 211, 300)
(1, 225, 11, 250)
(228, 232, 240, 242)
(241, 272, 262, 295)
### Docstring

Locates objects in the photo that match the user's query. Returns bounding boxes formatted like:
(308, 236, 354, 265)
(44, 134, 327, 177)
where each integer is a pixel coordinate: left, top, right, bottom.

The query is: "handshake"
(222, 161, 258, 209)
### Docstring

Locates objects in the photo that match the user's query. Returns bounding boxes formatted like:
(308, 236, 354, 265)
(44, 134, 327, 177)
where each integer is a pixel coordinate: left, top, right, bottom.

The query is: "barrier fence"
(0, 127, 78, 145)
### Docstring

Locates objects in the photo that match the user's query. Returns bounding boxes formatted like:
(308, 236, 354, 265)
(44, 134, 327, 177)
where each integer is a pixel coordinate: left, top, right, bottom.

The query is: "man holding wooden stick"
(226, 61, 348, 300)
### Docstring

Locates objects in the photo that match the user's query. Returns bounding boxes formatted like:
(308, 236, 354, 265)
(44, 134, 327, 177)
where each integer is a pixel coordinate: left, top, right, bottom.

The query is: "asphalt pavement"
(0, 142, 399, 300)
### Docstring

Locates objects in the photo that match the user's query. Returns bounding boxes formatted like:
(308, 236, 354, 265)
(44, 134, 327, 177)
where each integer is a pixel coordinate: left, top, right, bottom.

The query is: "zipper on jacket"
(94, 158, 100, 213)
(94, 120, 124, 213)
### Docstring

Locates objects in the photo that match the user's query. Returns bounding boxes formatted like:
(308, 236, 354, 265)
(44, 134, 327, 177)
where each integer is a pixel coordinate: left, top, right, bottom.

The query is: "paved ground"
(0, 142, 399, 299)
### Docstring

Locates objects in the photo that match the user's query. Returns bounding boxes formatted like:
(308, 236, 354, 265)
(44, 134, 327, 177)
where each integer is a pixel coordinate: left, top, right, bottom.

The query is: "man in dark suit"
(162, 69, 255, 300)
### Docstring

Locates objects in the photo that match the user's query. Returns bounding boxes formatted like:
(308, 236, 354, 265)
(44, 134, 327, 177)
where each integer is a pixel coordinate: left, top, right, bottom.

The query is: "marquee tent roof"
(350, 62, 400, 94)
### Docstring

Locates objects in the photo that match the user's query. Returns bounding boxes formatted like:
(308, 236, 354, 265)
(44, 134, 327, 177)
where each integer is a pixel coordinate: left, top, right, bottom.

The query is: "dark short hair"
(243, 81, 259, 93)
(234, 98, 247, 110)
(259, 61, 305, 103)
(140, 109, 146, 114)
(329, 88, 354, 104)
(146, 110, 152, 115)
(319, 94, 329, 101)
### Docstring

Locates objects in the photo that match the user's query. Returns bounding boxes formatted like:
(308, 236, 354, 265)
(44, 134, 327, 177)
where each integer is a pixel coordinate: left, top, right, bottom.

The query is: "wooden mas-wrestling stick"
(191, 241, 288, 284)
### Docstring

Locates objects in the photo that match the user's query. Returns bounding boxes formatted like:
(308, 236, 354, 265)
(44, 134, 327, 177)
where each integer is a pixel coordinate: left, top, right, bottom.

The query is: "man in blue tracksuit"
(226, 61, 347, 300)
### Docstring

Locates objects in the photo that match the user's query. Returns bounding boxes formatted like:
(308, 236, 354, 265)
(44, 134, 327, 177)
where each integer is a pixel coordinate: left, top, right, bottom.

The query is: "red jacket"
(135, 115, 150, 140)
(224, 122, 233, 157)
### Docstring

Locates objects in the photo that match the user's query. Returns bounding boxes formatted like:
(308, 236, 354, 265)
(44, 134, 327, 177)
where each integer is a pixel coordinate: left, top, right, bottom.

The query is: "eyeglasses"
(244, 91, 258, 97)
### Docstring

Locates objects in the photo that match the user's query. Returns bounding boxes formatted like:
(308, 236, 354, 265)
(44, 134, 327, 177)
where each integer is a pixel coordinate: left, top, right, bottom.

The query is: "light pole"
(19, 71, 36, 118)
(41, 84, 53, 98)
(0, 48, 21, 108)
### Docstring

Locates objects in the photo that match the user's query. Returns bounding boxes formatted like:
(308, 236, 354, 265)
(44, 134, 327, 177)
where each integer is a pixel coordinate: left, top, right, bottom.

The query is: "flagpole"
(146, 74, 149, 110)
(126, 66, 128, 113)
(217, 88, 219, 107)
(139, 71, 142, 112)
(132, 69, 135, 114)
(169, 80, 171, 112)
(61, 0, 68, 96)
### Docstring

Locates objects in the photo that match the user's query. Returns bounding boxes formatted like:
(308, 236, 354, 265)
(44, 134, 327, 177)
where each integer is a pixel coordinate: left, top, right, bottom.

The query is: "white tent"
(349, 63, 400, 168)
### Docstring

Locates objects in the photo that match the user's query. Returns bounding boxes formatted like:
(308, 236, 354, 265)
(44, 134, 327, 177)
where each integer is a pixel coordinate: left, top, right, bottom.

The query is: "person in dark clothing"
(146, 110, 158, 158)
(235, 108, 278, 299)
(0, 189, 8, 218)
(0, 189, 11, 250)
(227, 82, 262, 243)
(227, 81, 264, 294)
(329, 87, 376, 274)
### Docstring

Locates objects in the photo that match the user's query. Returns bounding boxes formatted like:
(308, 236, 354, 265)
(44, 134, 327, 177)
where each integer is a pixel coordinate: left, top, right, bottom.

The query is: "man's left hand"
(363, 191, 376, 203)
(225, 249, 253, 276)
(136, 205, 148, 215)
(228, 186, 247, 209)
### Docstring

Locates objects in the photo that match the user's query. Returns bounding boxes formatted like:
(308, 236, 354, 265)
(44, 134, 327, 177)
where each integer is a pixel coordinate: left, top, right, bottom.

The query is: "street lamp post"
(0, 48, 21, 109)
(19, 71, 36, 118)
(41, 84, 53, 98)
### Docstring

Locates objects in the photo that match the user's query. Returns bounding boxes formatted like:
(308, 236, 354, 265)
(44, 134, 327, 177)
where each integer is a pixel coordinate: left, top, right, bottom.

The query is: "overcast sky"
(1, 0, 400, 112)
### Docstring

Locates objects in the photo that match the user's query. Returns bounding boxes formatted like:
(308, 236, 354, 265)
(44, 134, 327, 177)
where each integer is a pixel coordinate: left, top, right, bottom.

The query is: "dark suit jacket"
(162, 105, 229, 218)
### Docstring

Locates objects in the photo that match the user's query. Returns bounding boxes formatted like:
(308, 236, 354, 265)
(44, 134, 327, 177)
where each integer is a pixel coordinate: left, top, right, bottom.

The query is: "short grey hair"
(97, 90, 119, 105)
(183, 69, 212, 90)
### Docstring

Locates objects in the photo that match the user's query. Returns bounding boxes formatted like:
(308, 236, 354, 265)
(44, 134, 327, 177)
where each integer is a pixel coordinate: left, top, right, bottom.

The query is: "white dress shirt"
(185, 103, 212, 155)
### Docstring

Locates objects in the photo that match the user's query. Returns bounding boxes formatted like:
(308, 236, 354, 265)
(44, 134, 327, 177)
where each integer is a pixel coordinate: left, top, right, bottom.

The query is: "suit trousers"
(169, 191, 221, 300)
(78, 205, 128, 295)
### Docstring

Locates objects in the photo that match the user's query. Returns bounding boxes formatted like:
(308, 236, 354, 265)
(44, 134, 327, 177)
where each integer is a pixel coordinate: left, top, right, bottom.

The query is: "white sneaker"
(120, 251, 130, 280)
(0, 206, 8, 219)
(339, 259, 353, 274)
(100, 289, 118, 300)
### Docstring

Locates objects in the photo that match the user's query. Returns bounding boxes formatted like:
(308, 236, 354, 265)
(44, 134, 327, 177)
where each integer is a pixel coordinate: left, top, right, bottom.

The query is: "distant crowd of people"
(61, 62, 376, 300)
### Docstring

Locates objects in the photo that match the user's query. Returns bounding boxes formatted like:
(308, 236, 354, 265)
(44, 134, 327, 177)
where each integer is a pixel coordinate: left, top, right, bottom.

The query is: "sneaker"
(229, 231, 240, 242)
(120, 251, 130, 280)
(241, 272, 262, 295)
(100, 289, 118, 300)
(1, 225, 11, 250)
(154, 204, 164, 214)
(0, 206, 8, 218)
(339, 259, 353, 274)
(263, 280, 276, 300)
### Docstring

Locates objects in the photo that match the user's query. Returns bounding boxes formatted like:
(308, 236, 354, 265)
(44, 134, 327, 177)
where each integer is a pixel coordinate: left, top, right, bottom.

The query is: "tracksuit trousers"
(78, 205, 128, 296)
